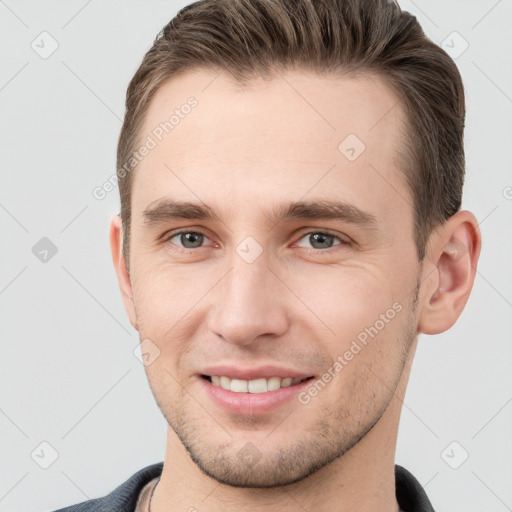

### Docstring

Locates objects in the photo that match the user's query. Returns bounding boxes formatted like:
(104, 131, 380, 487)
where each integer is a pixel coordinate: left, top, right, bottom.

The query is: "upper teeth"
(209, 375, 306, 393)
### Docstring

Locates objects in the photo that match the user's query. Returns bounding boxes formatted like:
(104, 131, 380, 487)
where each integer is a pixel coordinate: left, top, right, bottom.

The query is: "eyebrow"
(142, 198, 379, 230)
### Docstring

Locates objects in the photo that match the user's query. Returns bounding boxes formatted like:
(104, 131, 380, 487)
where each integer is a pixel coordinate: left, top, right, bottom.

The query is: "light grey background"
(1, 1, 511, 511)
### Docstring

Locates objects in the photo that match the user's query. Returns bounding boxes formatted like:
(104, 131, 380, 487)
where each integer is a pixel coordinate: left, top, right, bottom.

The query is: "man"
(53, 0, 481, 510)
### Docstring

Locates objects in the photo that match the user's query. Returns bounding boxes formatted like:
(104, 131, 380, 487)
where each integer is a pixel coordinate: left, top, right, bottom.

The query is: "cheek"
(130, 263, 213, 363)
(288, 265, 411, 385)
(131, 259, 203, 316)
(288, 264, 400, 338)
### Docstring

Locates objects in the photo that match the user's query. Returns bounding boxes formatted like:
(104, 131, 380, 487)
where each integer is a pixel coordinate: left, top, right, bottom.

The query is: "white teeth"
(220, 376, 230, 390)
(208, 375, 308, 393)
(281, 377, 292, 387)
(248, 378, 267, 393)
(230, 379, 248, 393)
(267, 377, 281, 391)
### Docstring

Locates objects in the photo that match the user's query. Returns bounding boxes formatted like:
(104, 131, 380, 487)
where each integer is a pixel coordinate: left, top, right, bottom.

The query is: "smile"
(202, 375, 313, 393)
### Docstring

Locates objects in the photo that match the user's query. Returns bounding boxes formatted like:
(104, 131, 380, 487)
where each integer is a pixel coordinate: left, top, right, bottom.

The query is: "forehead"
(131, 68, 412, 231)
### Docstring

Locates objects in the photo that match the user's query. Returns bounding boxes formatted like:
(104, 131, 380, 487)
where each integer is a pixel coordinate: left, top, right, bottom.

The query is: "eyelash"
(163, 229, 351, 254)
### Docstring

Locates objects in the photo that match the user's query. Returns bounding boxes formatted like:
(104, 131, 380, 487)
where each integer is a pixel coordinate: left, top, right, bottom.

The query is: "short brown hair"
(117, 0, 465, 267)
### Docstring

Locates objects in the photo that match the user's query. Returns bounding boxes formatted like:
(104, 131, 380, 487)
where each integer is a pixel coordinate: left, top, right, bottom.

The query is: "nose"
(207, 255, 290, 346)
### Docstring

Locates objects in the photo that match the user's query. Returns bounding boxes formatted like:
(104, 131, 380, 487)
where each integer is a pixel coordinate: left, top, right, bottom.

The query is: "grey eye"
(297, 232, 341, 250)
(171, 231, 206, 249)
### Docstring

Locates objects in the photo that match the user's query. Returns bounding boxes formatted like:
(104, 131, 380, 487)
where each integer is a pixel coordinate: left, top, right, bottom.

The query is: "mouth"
(200, 374, 315, 394)
(197, 364, 317, 414)
(199, 372, 316, 415)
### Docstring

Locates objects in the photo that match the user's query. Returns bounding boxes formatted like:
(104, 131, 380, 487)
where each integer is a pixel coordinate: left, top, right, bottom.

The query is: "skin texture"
(110, 68, 481, 512)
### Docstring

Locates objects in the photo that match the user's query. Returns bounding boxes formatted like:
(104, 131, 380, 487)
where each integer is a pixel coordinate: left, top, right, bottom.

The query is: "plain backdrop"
(1, 1, 511, 511)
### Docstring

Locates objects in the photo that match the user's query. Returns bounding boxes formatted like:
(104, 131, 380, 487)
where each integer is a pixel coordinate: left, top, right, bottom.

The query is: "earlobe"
(418, 211, 481, 335)
(109, 214, 138, 331)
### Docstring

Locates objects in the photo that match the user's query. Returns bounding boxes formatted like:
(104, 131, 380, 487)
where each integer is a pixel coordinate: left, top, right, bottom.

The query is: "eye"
(295, 231, 350, 251)
(163, 229, 351, 253)
(166, 230, 211, 250)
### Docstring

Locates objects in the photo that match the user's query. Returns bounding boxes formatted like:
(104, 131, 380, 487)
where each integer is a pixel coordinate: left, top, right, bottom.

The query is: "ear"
(109, 214, 138, 331)
(417, 210, 482, 335)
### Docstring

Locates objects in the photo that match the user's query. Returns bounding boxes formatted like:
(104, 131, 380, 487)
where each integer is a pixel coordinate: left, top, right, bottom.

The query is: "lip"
(199, 365, 312, 381)
(198, 374, 314, 415)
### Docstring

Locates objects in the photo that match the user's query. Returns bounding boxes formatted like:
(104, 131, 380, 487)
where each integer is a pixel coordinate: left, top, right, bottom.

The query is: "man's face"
(125, 69, 422, 487)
